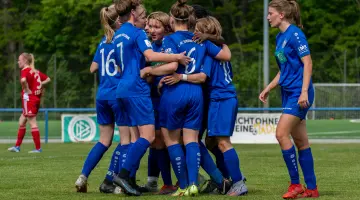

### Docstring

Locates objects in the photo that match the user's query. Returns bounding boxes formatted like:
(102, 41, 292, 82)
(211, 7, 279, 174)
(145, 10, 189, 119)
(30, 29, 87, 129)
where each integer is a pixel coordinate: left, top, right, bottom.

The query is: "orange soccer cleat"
(282, 184, 305, 199)
(300, 187, 319, 198)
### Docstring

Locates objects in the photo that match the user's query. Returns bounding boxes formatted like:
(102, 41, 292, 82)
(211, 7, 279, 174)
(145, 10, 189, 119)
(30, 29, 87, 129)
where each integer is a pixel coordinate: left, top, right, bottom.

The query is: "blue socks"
(199, 141, 223, 185)
(157, 148, 173, 186)
(81, 142, 108, 177)
(282, 145, 300, 184)
(122, 138, 150, 175)
(299, 147, 317, 189)
(224, 148, 243, 183)
(148, 148, 160, 178)
(168, 144, 188, 189)
(210, 146, 229, 179)
(186, 142, 201, 185)
(105, 143, 122, 182)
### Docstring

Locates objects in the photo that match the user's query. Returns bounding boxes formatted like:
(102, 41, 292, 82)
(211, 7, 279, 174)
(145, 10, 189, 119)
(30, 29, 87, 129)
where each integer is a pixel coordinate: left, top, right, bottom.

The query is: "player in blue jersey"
(75, 4, 125, 194)
(139, 12, 177, 195)
(259, 0, 318, 198)
(162, 16, 247, 196)
(145, 0, 231, 196)
(111, 0, 191, 196)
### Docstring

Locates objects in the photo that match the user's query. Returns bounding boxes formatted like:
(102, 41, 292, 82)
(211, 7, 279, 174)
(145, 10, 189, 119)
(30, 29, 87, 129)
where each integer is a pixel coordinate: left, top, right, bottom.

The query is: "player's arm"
(20, 77, 31, 94)
(39, 72, 51, 86)
(206, 41, 231, 62)
(162, 72, 207, 85)
(90, 62, 99, 73)
(143, 50, 190, 66)
(41, 77, 51, 86)
(301, 55, 312, 92)
(193, 32, 225, 46)
(267, 72, 280, 91)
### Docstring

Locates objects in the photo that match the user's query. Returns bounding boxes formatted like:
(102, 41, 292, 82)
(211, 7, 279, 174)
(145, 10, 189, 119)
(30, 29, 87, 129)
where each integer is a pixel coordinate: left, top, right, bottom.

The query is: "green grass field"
(1, 143, 360, 200)
(1, 119, 360, 139)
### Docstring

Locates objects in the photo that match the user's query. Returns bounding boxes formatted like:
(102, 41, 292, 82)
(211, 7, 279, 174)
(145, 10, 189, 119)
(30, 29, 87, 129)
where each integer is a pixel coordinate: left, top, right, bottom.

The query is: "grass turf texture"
(1, 119, 360, 139)
(1, 143, 360, 200)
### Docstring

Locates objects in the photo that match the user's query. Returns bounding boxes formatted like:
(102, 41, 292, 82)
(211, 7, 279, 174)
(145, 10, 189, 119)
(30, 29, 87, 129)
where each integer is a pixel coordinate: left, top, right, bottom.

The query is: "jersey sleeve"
(204, 40, 222, 58)
(20, 69, 29, 80)
(39, 71, 49, 81)
(135, 30, 153, 53)
(93, 44, 102, 64)
(162, 36, 179, 54)
(290, 30, 310, 58)
(200, 56, 213, 78)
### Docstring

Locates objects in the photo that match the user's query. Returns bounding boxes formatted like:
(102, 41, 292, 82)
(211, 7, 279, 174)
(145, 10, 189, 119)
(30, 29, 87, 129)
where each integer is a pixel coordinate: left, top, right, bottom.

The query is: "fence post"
(45, 109, 49, 144)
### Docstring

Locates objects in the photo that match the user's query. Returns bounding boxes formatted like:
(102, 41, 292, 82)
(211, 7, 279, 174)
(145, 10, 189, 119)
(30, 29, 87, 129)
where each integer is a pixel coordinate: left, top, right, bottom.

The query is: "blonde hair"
(195, 16, 222, 40)
(170, 0, 196, 29)
(21, 53, 35, 69)
(115, 0, 141, 16)
(269, 0, 303, 28)
(100, 5, 119, 43)
(147, 11, 172, 33)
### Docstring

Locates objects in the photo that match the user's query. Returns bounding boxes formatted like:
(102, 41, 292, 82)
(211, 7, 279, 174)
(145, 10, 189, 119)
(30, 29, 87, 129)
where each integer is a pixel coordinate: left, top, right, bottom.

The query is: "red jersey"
(20, 67, 48, 101)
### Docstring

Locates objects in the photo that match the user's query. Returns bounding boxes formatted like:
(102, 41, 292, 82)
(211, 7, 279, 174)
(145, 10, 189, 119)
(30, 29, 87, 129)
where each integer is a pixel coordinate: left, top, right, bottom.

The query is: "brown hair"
(114, 0, 141, 17)
(169, 0, 196, 28)
(21, 53, 35, 69)
(100, 5, 118, 43)
(195, 16, 222, 40)
(269, 0, 303, 28)
(147, 11, 172, 33)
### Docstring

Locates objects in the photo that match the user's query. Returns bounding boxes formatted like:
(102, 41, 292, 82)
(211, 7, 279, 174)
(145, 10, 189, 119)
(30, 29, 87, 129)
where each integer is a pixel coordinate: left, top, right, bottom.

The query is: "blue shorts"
(152, 97, 161, 130)
(117, 96, 155, 126)
(207, 97, 238, 137)
(159, 85, 203, 131)
(281, 87, 314, 120)
(96, 99, 127, 126)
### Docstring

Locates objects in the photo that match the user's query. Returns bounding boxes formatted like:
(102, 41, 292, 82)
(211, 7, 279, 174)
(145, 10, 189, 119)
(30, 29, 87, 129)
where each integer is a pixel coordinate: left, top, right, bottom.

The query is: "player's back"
(202, 56, 236, 100)
(23, 68, 45, 100)
(93, 37, 120, 100)
(113, 22, 151, 98)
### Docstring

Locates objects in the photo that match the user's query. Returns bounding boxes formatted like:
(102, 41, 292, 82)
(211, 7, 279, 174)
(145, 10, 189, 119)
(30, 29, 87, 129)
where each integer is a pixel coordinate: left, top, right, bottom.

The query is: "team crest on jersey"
(145, 40, 152, 48)
(275, 50, 287, 64)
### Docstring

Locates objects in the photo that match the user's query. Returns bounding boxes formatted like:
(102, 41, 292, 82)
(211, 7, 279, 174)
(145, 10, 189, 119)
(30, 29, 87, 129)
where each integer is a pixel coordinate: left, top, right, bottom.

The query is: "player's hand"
(163, 73, 181, 85)
(25, 89, 32, 95)
(298, 91, 309, 109)
(259, 87, 270, 103)
(177, 51, 191, 66)
(192, 32, 210, 44)
(140, 67, 152, 78)
(157, 77, 165, 95)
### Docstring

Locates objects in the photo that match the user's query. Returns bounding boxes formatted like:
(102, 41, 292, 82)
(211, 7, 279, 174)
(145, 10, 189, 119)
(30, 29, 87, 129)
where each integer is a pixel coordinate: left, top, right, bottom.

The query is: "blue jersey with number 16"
(93, 37, 121, 100)
(113, 22, 153, 98)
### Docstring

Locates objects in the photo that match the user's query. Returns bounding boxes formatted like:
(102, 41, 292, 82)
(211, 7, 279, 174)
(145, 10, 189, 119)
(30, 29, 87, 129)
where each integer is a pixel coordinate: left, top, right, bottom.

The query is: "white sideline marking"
(308, 130, 360, 135)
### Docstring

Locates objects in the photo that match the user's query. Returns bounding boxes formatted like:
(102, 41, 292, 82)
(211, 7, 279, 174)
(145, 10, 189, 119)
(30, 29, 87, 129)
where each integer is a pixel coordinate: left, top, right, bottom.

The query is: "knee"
(276, 130, 289, 143)
(217, 138, 232, 153)
(294, 139, 309, 150)
(99, 137, 112, 147)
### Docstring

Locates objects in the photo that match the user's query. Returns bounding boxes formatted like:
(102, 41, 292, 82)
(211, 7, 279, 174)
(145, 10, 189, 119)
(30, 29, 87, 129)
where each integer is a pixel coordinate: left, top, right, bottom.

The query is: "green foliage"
(0, 0, 359, 108)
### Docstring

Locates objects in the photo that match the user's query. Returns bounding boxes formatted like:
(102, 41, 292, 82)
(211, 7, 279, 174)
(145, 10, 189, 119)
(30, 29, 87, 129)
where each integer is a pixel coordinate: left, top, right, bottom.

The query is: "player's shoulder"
(288, 24, 306, 38)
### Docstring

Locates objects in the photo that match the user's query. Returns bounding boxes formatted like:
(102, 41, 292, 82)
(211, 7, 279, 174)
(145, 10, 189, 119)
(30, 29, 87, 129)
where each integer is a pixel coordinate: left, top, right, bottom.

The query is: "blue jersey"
(150, 41, 164, 99)
(201, 56, 236, 100)
(162, 31, 221, 90)
(93, 37, 121, 100)
(275, 24, 312, 93)
(113, 22, 153, 98)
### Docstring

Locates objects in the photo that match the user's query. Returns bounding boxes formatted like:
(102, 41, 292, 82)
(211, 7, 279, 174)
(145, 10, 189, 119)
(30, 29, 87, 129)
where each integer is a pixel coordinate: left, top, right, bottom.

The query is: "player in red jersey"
(8, 53, 50, 153)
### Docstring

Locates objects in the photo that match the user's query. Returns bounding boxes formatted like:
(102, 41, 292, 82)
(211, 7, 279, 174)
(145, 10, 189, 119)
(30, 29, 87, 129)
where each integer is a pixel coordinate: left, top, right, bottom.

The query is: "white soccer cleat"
(75, 174, 88, 193)
(8, 146, 20, 152)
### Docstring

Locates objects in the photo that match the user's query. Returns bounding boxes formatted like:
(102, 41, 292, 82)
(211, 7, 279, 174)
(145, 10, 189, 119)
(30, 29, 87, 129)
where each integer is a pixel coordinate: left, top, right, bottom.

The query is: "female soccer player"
(74, 4, 126, 194)
(150, 0, 231, 196)
(259, 0, 318, 198)
(111, 0, 190, 196)
(8, 53, 50, 153)
(139, 11, 177, 195)
(162, 16, 247, 196)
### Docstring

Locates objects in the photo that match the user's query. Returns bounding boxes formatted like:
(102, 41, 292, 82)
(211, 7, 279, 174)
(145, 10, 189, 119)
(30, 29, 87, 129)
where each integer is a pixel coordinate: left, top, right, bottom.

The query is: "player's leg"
(113, 97, 155, 196)
(75, 100, 114, 193)
(290, 88, 318, 198)
(205, 136, 230, 179)
(8, 114, 27, 152)
(27, 100, 42, 153)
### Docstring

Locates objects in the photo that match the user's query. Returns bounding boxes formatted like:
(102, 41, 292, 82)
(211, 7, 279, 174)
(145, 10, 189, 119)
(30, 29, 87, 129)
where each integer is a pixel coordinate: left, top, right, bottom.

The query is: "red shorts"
(22, 99, 40, 117)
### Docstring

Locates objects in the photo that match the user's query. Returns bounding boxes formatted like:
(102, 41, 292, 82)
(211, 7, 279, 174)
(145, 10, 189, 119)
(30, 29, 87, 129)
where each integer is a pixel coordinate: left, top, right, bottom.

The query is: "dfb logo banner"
(62, 114, 120, 143)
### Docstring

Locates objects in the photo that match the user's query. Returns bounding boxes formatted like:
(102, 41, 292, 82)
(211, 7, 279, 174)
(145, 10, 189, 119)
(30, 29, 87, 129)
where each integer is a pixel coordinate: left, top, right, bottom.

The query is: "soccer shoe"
(184, 184, 199, 197)
(113, 176, 141, 196)
(171, 187, 187, 196)
(218, 178, 233, 195)
(8, 146, 20, 152)
(300, 187, 319, 198)
(156, 185, 177, 195)
(75, 175, 88, 193)
(99, 180, 123, 194)
(282, 184, 305, 199)
(227, 179, 248, 196)
(200, 180, 218, 194)
(28, 149, 42, 153)
(198, 173, 206, 187)
(138, 180, 158, 193)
